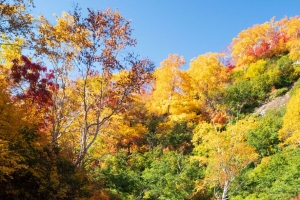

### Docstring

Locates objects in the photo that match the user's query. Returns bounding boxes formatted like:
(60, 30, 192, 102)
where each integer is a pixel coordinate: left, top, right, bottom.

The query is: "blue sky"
(32, 0, 300, 69)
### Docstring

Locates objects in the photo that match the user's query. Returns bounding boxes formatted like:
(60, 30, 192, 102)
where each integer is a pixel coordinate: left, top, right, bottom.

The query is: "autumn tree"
(185, 53, 230, 123)
(0, 0, 34, 47)
(284, 16, 300, 61)
(9, 56, 56, 108)
(231, 17, 289, 70)
(35, 8, 154, 166)
(192, 118, 258, 199)
(85, 95, 148, 158)
(0, 81, 28, 182)
(0, 59, 91, 199)
(0, 35, 24, 71)
(147, 54, 187, 119)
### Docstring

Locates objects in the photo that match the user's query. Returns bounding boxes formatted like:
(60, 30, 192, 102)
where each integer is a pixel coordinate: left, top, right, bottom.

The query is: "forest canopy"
(1, 1, 300, 199)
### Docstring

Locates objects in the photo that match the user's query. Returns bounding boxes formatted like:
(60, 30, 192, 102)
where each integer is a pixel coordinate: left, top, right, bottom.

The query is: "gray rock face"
(255, 94, 290, 116)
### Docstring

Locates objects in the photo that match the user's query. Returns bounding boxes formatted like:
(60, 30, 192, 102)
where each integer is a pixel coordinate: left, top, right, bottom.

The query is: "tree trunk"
(221, 181, 229, 200)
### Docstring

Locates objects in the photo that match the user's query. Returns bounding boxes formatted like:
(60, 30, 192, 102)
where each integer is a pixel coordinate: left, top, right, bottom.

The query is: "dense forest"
(1, 0, 300, 199)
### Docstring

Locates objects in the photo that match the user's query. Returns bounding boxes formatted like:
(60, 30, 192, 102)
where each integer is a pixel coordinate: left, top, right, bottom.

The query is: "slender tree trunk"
(222, 181, 229, 200)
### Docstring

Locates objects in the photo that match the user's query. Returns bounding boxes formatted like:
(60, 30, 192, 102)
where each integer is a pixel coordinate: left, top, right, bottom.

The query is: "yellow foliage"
(0, 82, 28, 181)
(193, 118, 258, 190)
(232, 21, 270, 69)
(232, 17, 290, 70)
(0, 35, 24, 81)
(188, 53, 228, 91)
(37, 12, 91, 63)
(245, 59, 267, 79)
(147, 53, 206, 122)
(279, 88, 300, 146)
(106, 114, 147, 139)
(185, 53, 229, 121)
(0, 35, 23, 69)
(147, 54, 186, 117)
(0, 1, 34, 35)
(285, 16, 300, 61)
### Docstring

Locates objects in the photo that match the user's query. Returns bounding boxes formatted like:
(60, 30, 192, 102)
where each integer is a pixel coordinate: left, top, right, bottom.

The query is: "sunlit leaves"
(37, 8, 154, 166)
(186, 53, 229, 122)
(10, 55, 56, 109)
(245, 59, 267, 79)
(279, 88, 300, 146)
(232, 21, 271, 69)
(3, 1, 300, 198)
(284, 16, 300, 61)
(0, 0, 34, 42)
(36, 11, 91, 64)
(192, 118, 258, 198)
(148, 54, 185, 116)
(231, 17, 290, 70)
(0, 35, 24, 70)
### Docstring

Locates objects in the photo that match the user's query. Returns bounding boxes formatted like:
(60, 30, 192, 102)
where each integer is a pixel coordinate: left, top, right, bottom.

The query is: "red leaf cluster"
(246, 32, 290, 59)
(10, 55, 58, 109)
(225, 60, 235, 71)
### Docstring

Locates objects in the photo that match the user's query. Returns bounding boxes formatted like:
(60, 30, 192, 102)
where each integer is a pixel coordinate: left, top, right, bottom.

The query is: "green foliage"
(145, 116, 167, 148)
(142, 151, 202, 200)
(230, 148, 300, 200)
(225, 55, 299, 117)
(144, 117, 194, 153)
(276, 55, 295, 86)
(249, 73, 272, 100)
(267, 55, 296, 88)
(270, 87, 288, 99)
(247, 108, 284, 158)
(90, 150, 146, 199)
(290, 78, 300, 96)
(88, 148, 203, 200)
(166, 121, 194, 153)
(225, 79, 253, 115)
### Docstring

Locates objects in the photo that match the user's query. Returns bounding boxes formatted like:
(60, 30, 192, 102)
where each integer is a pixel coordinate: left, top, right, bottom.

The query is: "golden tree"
(192, 118, 258, 199)
(185, 53, 229, 123)
(147, 54, 186, 118)
(35, 8, 154, 166)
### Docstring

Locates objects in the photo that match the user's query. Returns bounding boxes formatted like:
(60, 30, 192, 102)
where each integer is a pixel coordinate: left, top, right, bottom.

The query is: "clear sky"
(32, 0, 300, 69)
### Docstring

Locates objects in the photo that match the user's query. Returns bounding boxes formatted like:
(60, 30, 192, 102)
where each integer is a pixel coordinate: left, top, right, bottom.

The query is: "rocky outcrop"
(255, 93, 290, 116)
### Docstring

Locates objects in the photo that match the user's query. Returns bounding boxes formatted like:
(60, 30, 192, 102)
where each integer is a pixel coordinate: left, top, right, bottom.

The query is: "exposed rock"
(255, 94, 290, 116)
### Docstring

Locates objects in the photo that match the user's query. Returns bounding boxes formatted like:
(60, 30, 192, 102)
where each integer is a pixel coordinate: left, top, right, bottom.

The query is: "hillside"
(2, 2, 300, 200)
(255, 89, 290, 116)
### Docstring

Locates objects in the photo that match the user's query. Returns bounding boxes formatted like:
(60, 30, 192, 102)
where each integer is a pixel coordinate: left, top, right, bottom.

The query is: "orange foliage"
(232, 17, 290, 69)
(211, 112, 228, 125)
